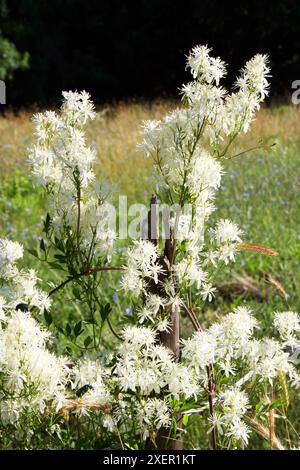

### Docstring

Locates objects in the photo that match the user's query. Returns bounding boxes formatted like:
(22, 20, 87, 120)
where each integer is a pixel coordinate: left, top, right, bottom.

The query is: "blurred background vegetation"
(0, 0, 300, 106)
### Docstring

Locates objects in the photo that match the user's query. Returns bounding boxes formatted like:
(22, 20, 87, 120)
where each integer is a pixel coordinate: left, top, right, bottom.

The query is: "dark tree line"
(1, 0, 299, 106)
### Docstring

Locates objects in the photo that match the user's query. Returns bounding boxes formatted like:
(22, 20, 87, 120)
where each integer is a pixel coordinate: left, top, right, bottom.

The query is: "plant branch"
(48, 265, 127, 296)
(75, 175, 85, 268)
(85, 265, 127, 275)
(226, 142, 276, 160)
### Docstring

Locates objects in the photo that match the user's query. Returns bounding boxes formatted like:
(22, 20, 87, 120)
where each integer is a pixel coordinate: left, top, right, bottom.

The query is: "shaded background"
(1, 0, 299, 106)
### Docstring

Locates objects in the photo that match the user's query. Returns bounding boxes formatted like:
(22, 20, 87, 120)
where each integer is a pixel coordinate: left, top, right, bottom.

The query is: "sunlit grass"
(2, 102, 299, 198)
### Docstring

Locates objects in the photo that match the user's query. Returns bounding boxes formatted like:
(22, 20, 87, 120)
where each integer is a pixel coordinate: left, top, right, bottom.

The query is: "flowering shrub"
(0, 45, 299, 450)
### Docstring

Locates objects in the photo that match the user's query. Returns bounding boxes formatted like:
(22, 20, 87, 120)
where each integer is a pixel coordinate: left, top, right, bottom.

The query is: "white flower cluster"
(75, 326, 198, 440)
(0, 238, 23, 278)
(0, 309, 69, 425)
(29, 91, 115, 259)
(70, 357, 111, 415)
(71, 307, 300, 445)
(141, 46, 269, 186)
(120, 240, 174, 330)
(213, 219, 243, 264)
(115, 326, 199, 399)
(186, 45, 227, 85)
(182, 307, 299, 383)
(0, 238, 51, 313)
(274, 311, 300, 348)
(216, 387, 250, 445)
(139, 46, 269, 256)
(181, 307, 300, 444)
(136, 46, 267, 326)
(67, 335, 178, 440)
(29, 91, 96, 187)
(120, 219, 242, 327)
(136, 398, 171, 440)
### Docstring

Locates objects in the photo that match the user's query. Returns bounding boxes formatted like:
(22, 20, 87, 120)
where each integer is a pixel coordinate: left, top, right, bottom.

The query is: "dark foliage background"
(1, 0, 299, 106)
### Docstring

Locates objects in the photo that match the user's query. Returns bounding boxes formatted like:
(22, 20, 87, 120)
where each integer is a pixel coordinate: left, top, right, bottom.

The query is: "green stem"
(48, 266, 127, 297)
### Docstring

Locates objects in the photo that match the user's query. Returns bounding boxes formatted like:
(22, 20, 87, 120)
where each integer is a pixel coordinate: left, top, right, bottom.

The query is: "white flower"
(249, 338, 292, 384)
(155, 317, 172, 333)
(219, 357, 236, 377)
(149, 345, 173, 366)
(137, 398, 171, 439)
(186, 45, 227, 85)
(120, 267, 144, 295)
(186, 150, 223, 197)
(274, 311, 300, 347)
(201, 283, 217, 302)
(228, 420, 250, 446)
(0, 310, 69, 422)
(0, 239, 23, 278)
(174, 257, 207, 289)
(0, 296, 6, 321)
(62, 90, 96, 125)
(5, 268, 51, 313)
(127, 240, 158, 272)
(121, 326, 156, 351)
(139, 120, 162, 157)
(238, 54, 270, 100)
(209, 306, 258, 360)
(137, 295, 165, 324)
(28, 91, 116, 262)
(182, 330, 216, 371)
(71, 357, 111, 406)
(218, 386, 249, 420)
(208, 412, 226, 435)
(145, 263, 165, 284)
(171, 214, 193, 242)
(215, 219, 242, 244)
(218, 244, 238, 264)
(167, 363, 199, 399)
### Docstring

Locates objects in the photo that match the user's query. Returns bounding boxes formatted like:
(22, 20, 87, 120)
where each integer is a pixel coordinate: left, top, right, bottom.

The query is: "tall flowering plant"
(0, 46, 299, 450)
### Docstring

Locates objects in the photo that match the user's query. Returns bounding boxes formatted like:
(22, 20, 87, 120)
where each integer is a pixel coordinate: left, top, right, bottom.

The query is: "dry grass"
(1, 101, 300, 200)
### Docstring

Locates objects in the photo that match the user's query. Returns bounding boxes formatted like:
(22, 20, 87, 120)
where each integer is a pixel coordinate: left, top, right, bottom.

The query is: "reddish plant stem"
(206, 364, 217, 450)
(84, 265, 127, 275)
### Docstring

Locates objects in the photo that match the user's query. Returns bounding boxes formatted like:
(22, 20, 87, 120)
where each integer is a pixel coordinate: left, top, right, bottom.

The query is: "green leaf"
(43, 213, 51, 233)
(54, 254, 66, 262)
(74, 321, 83, 337)
(40, 238, 46, 252)
(100, 303, 112, 323)
(255, 401, 264, 412)
(65, 323, 72, 337)
(44, 309, 53, 326)
(182, 413, 189, 427)
(28, 249, 39, 258)
(48, 262, 64, 270)
(269, 398, 282, 410)
(72, 286, 81, 299)
(84, 336, 92, 348)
